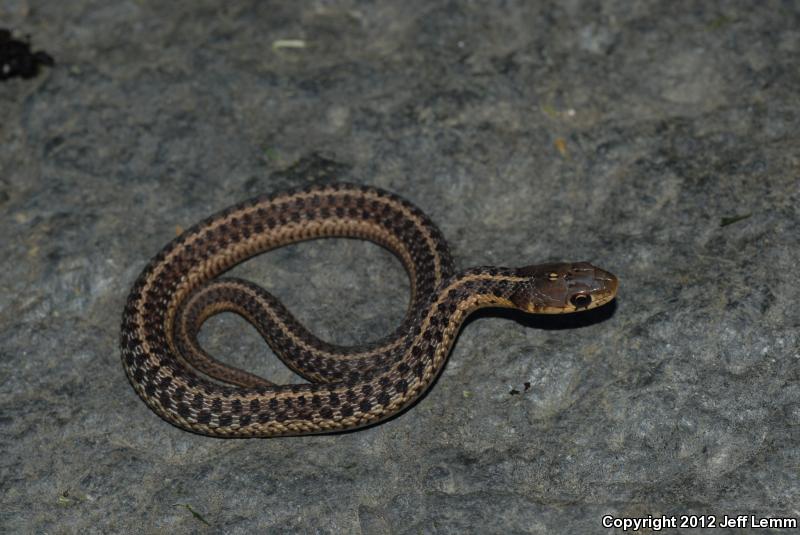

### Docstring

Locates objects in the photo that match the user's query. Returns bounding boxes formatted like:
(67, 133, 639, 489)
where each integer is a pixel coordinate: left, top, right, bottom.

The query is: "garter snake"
(120, 183, 618, 437)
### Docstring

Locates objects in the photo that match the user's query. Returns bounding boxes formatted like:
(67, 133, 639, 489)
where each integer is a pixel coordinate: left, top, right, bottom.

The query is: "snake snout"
(578, 264, 618, 309)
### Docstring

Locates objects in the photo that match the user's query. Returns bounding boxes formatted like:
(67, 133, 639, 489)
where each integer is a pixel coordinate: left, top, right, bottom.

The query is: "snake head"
(510, 262, 618, 314)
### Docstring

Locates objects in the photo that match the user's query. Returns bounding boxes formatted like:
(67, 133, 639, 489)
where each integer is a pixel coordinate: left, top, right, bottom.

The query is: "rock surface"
(1, 1, 798, 533)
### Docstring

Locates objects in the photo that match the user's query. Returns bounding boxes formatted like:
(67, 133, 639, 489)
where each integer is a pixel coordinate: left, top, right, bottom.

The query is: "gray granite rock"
(1, 1, 798, 533)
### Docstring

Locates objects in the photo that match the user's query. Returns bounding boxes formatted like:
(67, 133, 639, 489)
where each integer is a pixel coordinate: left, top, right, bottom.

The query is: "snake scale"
(120, 183, 618, 437)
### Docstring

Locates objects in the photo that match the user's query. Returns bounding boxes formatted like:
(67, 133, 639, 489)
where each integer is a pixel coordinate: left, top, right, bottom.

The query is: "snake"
(120, 183, 618, 437)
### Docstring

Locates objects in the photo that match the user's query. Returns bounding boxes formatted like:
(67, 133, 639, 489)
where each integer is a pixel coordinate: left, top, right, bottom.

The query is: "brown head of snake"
(121, 183, 618, 437)
(509, 262, 618, 314)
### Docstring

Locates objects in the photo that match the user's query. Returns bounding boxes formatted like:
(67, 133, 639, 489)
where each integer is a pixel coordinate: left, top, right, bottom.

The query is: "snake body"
(121, 183, 618, 437)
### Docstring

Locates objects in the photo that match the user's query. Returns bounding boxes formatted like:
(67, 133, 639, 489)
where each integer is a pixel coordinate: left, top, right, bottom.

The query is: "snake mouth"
(593, 267, 619, 303)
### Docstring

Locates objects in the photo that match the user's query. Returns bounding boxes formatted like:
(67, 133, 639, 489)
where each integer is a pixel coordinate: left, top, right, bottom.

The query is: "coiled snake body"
(121, 183, 618, 437)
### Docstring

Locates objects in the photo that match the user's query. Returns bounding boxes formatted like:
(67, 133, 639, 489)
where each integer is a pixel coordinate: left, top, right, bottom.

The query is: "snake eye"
(570, 293, 592, 308)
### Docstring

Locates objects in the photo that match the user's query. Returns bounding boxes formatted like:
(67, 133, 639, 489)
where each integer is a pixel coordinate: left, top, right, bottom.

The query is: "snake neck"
(430, 266, 525, 316)
(401, 267, 525, 363)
